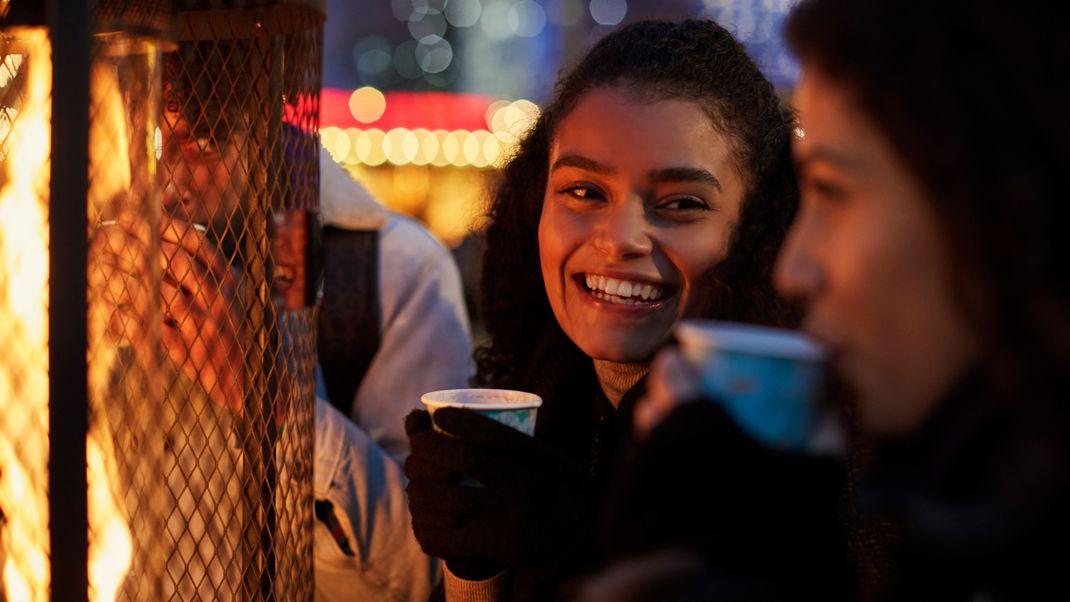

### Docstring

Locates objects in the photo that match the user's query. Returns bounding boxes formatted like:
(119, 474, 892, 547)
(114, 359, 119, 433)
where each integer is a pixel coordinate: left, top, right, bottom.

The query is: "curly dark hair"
(786, 0, 1070, 404)
(474, 19, 801, 387)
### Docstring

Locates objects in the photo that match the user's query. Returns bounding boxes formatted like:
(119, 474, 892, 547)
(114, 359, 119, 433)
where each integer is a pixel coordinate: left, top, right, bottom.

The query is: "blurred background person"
(148, 37, 463, 600)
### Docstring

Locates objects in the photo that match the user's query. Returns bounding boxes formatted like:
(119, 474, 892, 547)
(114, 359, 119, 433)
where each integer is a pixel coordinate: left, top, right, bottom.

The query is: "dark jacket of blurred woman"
(782, 1, 1070, 599)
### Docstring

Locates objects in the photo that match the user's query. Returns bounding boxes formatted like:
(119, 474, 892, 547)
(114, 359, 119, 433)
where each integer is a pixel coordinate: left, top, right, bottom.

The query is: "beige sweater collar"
(592, 359, 649, 408)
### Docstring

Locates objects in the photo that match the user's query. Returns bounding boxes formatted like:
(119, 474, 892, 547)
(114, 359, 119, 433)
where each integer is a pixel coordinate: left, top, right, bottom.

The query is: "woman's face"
(776, 68, 979, 435)
(538, 86, 746, 362)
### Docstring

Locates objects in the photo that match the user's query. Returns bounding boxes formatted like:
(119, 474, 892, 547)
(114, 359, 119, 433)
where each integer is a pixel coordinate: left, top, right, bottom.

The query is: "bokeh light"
(445, 0, 482, 27)
(416, 37, 454, 74)
(329, 128, 351, 162)
(508, 0, 547, 37)
(354, 129, 373, 163)
(589, 0, 627, 26)
(480, 0, 514, 40)
(408, 10, 448, 41)
(393, 40, 424, 79)
(415, 128, 437, 165)
(431, 130, 452, 167)
(442, 130, 465, 166)
(348, 86, 387, 124)
(353, 36, 392, 77)
(364, 129, 388, 166)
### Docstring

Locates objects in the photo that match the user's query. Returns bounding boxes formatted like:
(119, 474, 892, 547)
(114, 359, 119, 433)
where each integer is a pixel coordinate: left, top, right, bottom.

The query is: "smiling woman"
(402, 18, 805, 601)
(538, 86, 745, 363)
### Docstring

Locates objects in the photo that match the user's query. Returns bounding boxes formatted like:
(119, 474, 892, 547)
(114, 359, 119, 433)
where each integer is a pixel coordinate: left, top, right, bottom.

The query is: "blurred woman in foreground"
(633, 0, 1070, 599)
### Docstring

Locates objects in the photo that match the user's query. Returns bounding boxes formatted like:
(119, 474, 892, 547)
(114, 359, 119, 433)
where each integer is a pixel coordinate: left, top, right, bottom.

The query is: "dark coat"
(857, 371, 1070, 601)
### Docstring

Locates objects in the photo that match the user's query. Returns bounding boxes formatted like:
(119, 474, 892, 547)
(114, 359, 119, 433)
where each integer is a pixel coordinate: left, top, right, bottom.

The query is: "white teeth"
(583, 273, 665, 304)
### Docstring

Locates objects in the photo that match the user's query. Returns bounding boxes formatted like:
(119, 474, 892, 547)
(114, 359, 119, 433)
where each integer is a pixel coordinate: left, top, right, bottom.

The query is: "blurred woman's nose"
(593, 197, 654, 259)
(775, 210, 825, 301)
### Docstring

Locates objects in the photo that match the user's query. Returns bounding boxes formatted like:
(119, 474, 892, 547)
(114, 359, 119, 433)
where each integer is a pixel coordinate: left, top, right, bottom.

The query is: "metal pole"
(48, 0, 91, 600)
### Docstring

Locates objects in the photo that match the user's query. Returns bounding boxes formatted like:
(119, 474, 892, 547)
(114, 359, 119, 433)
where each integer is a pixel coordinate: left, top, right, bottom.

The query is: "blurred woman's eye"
(657, 195, 710, 212)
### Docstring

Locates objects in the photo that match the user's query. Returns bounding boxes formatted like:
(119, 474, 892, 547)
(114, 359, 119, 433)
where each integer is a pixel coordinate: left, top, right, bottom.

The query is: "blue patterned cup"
(675, 320, 841, 455)
(420, 388, 542, 436)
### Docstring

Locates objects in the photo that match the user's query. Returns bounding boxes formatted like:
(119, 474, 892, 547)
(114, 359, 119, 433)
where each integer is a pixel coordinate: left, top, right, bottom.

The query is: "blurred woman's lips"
(572, 272, 674, 307)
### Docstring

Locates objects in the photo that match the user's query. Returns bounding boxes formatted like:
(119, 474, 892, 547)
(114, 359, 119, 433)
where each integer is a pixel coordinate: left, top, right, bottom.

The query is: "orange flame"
(1, 27, 137, 601)
(1, 27, 53, 602)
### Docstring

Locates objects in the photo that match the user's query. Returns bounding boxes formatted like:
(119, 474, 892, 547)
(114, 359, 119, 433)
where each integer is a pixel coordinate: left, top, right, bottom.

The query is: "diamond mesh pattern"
(151, 3, 321, 600)
(86, 30, 171, 602)
(3, 3, 320, 598)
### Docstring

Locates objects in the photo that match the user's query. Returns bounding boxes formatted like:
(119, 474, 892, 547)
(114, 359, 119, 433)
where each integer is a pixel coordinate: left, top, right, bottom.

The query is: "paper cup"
(675, 319, 837, 454)
(420, 388, 543, 436)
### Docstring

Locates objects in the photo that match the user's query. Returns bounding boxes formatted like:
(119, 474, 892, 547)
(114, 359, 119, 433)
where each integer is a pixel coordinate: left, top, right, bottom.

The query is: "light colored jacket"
(314, 148, 472, 600)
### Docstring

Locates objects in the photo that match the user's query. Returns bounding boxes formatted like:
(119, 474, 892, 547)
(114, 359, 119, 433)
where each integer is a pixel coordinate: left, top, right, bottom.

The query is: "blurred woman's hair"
(475, 19, 800, 386)
(787, 0, 1070, 402)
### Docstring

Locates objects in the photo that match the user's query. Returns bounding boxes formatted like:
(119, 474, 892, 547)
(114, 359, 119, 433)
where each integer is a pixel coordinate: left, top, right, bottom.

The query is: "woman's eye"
(562, 185, 606, 202)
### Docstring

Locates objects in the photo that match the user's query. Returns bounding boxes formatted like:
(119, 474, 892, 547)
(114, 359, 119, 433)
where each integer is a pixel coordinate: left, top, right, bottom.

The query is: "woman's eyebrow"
(649, 167, 722, 191)
(550, 153, 616, 174)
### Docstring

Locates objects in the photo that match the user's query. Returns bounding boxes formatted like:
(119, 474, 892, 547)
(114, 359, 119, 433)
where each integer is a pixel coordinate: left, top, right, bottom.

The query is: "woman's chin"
(576, 334, 662, 364)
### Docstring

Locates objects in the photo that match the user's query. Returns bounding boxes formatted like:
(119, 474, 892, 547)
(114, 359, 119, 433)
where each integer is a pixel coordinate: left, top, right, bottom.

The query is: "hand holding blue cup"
(675, 320, 843, 455)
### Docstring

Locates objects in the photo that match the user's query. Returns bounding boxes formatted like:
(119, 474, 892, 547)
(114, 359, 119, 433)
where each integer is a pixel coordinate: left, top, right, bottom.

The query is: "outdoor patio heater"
(0, 0, 323, 599)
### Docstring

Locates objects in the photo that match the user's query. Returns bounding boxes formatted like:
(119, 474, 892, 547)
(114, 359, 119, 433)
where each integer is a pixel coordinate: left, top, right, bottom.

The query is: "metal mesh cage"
(156, 2, 322, 600)
(2, 1, 321, 599)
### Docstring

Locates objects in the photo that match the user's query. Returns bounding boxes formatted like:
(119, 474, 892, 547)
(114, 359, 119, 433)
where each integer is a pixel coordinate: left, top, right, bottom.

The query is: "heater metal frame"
(48, 1, 92, 601)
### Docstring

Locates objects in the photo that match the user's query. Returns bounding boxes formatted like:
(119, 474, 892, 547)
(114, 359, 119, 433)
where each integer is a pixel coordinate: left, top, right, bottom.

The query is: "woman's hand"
(403, 408, 596, 580)
(633, 347, 702, 437)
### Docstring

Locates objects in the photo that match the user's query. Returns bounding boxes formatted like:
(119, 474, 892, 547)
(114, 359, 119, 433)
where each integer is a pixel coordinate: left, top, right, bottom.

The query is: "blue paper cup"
(420, 388, 543, 437)
(675, 320, 840, 455)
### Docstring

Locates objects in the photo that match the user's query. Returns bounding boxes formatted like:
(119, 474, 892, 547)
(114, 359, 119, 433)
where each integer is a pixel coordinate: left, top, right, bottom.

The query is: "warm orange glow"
(348, 86, 387, 124)
(1, 27, 53, 602)
(86, 59, 135, 602)
(1, 27, 136, 601)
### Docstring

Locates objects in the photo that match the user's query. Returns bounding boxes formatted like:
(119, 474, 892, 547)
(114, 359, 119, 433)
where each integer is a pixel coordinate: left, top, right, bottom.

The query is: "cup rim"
(675, 319, 825, 361)
(421, 388, 543, 411)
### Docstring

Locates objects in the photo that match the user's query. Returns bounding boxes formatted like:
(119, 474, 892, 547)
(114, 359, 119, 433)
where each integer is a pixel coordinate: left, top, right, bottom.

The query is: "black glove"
(404, 408, 597, 581)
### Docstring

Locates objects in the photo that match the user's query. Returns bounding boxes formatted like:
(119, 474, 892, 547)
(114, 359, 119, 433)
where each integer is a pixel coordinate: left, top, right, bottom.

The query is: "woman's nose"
(593, 199, 654, 259)
(774, 210, 825, 301)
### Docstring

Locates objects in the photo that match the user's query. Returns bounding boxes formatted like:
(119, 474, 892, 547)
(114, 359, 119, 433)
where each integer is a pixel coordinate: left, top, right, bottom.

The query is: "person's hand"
(88, 214, 157, 367)
(404, 408, 596, 581)
(633, 347, 702, 437)
(160, 218, 245, 414)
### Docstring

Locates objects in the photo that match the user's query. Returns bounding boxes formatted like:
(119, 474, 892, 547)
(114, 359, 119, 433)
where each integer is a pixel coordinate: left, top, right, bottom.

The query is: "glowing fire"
(1, 27, 135, 601)
(1, 27, 53, 602)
